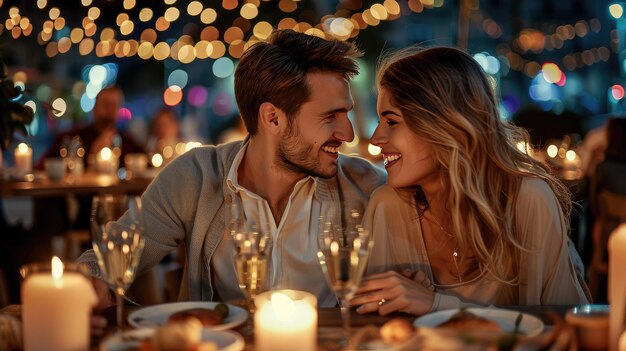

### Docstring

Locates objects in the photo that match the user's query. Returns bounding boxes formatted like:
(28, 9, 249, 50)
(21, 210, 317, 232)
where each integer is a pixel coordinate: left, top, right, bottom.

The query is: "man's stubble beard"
(276, 123, 336, 179)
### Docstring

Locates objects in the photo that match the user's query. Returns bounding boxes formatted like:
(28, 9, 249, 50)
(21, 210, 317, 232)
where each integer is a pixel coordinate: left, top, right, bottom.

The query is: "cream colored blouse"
(363, 178, 590, 311)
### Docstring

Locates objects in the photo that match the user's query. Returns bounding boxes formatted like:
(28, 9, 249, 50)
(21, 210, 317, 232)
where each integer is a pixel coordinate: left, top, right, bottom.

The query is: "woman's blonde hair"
(377, 46, 572, 284)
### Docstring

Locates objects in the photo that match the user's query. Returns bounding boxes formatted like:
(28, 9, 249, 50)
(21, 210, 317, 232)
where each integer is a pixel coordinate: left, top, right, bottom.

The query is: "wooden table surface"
(0, 171, 153, 197)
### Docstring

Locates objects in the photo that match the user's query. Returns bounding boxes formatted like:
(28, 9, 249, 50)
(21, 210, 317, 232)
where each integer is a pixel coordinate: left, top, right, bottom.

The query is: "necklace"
(423, 214, 463, 284)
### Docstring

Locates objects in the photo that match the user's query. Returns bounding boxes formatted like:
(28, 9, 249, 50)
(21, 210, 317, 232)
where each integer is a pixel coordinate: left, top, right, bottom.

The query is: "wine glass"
(227, 199, 272, 334)
(317, 209, 373, 344)
(90, 194, 145, 334)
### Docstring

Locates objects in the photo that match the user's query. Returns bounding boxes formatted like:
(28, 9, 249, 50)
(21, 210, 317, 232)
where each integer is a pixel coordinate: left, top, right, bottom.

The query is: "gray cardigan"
(79, 140, 386, 301)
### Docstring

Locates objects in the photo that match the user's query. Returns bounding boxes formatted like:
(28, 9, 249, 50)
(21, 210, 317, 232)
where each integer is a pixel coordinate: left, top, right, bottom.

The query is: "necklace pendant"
(453, 251, 458, 257)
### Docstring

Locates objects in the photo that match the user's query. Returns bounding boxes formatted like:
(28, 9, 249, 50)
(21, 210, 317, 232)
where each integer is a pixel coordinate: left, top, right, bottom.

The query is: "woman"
(351, 47, 590, 316)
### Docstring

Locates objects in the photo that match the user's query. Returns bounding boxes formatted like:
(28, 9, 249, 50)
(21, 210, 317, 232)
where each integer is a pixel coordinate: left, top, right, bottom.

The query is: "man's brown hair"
(234, 30, 362, 135)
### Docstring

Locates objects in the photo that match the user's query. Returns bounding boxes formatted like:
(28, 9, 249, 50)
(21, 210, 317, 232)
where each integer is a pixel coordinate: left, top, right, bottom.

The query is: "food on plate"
(438, 309, 501, 332)
(168, 304, 229, 327)
(380, 318, 415, 343)
(138, 319, 217, 351)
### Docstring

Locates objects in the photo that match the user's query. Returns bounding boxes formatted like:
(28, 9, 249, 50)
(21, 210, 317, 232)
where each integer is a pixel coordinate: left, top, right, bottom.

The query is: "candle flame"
(271, 292, 295, 321)
(100, 147, 112, 161)
(51, 256, 64, 280)
(17, 142, 29, 154)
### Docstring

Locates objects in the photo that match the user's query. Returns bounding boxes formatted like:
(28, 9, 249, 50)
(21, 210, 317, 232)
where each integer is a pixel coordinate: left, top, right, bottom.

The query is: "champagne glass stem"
(340, 297, 351, 344)
(115, 286, 125, 334)
(244, 295, 256, 336)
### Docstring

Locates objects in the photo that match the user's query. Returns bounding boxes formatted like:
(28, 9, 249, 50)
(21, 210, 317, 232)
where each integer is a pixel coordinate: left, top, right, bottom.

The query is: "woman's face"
(371, 87, 440, 189)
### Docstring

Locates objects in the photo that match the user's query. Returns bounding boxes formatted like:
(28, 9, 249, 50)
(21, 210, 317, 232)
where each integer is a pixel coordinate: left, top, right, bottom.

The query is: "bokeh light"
(212, 57, 234, 78)
(163, 85, 183, 106)
(151, 153, 163, 167)
(368, 144, 382, 156)
(51, 98, 66, 117)
(118, 107, 132, 122)
(610, 4, 624, 19)
(211, 92, 234, 116)
(188, 85, 209, 107)
(547, 145, 558, 158)
(611, 84, 625, 100)
(168, 69, 188, 88)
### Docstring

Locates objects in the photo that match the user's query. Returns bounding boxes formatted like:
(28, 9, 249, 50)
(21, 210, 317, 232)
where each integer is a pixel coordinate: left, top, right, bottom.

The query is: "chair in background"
(588, 190, 626, 301)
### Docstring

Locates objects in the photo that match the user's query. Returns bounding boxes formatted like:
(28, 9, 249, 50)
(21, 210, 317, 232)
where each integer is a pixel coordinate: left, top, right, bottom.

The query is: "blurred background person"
(146, 106, 181, 155)
(588, 117, 626, 302)
(37, 85, 145, 170)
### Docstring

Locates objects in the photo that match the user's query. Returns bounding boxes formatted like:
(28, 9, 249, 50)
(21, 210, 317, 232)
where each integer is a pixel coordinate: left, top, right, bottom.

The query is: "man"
(79, 29, 385, 312)
(38, 85, 145, 170)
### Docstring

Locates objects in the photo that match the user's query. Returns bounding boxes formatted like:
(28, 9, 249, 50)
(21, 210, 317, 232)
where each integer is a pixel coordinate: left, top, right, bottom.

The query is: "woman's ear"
(258, 102, 284, 135)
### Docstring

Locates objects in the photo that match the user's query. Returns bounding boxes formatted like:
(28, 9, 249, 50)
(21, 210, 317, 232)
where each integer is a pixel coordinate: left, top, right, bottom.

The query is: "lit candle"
(609, 224, 626, 351)
(255, 290, 317, 351)
(14, 142, 32, 175)
(95, 147, 118, 174)
(22, 257, 97, 351)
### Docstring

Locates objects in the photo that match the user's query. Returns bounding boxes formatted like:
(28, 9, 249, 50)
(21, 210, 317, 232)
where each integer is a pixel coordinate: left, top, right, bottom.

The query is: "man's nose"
(334, 114, 355, 142)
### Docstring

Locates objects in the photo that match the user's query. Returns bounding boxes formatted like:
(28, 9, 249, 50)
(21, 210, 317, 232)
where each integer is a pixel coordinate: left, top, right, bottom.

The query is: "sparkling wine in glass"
(227, 200, 272, 334)
(317, 210, 373, 344)
(91, 194, 145, 334)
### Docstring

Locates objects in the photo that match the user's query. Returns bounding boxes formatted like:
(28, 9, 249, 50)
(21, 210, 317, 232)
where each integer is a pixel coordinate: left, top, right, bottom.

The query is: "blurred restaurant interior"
(0, 0, 624, 313)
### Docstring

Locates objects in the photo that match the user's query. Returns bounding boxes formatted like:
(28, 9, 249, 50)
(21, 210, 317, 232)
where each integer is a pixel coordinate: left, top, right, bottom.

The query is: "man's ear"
(258, 102, 283, 135)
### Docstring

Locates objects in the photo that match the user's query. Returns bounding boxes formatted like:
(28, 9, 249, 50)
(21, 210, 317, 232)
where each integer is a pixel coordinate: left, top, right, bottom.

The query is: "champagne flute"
(227, 200, 272, 334)
(90, 194, 145, 334)
(317, 209, 373, 344)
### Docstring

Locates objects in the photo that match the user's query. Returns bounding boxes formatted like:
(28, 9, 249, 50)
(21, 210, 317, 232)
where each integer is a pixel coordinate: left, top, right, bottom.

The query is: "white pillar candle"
(255, 290, 317, 351)
(22, 257, 97, 351)
(609, 224, 626, 351)
(14, 143, 32, 175)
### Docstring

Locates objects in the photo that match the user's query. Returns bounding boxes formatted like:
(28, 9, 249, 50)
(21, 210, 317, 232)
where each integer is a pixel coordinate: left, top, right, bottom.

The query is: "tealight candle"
(609, 224, 626, 351)
(14, 142, 32, 175)
(21, 257, 97, 351)
(255, 290, 317, 351)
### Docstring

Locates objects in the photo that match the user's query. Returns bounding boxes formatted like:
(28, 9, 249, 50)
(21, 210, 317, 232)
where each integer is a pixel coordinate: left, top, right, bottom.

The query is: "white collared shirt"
(211, 143, 337, 307)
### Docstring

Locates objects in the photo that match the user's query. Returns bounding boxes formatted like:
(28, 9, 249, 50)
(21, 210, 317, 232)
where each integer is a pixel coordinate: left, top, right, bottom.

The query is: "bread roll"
(168, 308, 224, 327)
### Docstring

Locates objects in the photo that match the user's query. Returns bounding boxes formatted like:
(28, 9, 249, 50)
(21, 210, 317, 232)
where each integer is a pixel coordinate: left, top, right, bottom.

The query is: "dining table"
(0, 303, 587, 351)
(0, 171, 155, 198)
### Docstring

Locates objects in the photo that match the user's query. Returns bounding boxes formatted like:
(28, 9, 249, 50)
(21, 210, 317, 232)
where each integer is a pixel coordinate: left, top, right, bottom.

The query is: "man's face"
(277, 72, 355, 179)
(93, 89, 122, 130)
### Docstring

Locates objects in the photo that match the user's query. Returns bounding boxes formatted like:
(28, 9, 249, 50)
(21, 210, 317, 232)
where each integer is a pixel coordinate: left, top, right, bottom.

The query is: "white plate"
(128, 302, 248, 330)
(413, 307, 544, 337)
(99, 328, 245, 351)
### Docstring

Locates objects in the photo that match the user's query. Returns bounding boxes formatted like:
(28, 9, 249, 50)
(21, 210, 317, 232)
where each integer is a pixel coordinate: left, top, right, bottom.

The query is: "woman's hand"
(351, 270, 436, 316)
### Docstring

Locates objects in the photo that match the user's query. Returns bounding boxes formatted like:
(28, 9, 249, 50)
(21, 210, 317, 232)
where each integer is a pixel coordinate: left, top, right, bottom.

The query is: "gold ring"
(378, 298, 386, 306)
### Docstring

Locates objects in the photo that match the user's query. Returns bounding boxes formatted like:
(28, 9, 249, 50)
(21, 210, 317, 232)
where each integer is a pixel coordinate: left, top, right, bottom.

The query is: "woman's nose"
(370, 125, 387, 146)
